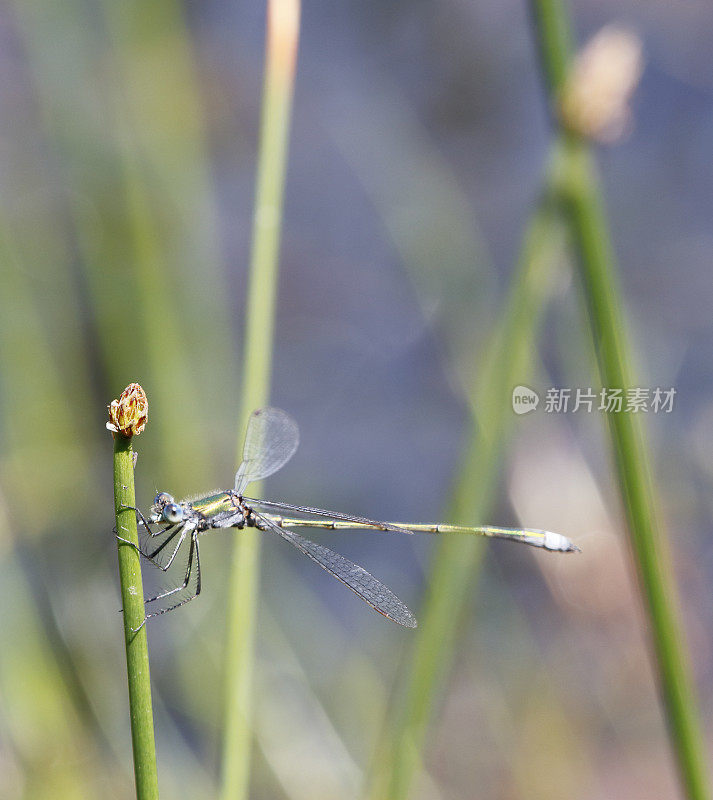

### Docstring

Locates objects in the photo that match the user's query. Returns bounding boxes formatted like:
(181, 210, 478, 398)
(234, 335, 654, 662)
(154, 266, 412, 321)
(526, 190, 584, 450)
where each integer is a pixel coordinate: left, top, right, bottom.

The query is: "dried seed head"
(107, 383, 148, 437)
(559, 25, 644, 144)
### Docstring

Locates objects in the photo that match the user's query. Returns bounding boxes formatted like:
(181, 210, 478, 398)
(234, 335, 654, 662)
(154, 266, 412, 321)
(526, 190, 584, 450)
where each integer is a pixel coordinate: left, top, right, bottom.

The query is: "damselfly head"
(150, 492, 175, 522)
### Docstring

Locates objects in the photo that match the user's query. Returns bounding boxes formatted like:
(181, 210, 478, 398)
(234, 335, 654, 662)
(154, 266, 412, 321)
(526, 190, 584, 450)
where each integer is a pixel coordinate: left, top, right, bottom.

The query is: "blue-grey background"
(0, 1, 711, 797)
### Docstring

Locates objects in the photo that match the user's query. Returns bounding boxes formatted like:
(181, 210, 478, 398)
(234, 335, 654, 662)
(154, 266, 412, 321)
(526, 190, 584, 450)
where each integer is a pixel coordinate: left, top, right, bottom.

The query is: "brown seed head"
(107, 383, 148, 437)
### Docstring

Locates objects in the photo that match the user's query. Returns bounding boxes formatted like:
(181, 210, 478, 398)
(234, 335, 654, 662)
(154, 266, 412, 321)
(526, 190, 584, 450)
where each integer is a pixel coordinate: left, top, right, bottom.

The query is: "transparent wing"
(254, 511, 417, 628)
(234, 407, 300, 494)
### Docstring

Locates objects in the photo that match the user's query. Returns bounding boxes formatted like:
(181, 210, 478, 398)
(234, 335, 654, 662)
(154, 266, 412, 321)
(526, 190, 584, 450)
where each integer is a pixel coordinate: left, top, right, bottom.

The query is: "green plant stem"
(113, 434, 159, 800)
(530, 2, 712, 799)
(220, 3, 300, 799)
(369, 174, 566, 800)
(564, 139, 711, 800)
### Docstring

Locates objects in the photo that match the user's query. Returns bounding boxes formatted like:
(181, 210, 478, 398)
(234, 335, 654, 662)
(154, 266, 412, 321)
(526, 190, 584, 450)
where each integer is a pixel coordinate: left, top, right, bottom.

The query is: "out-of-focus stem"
(220, 3, 300, 800)
(370, 173, 566, 800)
(530, 2, 711, 799)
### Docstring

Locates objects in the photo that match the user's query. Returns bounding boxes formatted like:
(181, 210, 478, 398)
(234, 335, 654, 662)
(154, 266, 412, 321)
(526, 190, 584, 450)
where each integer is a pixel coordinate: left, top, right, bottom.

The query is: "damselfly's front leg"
(115, 509, 164, 570)
(116, 502, 190, 569)
(116, 523, 182, 570)
(117, 503, 161, 537)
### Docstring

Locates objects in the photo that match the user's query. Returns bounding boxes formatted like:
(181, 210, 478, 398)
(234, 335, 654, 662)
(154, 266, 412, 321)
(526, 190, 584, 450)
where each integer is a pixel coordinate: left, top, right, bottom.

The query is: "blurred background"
(0, 0, 711, 798)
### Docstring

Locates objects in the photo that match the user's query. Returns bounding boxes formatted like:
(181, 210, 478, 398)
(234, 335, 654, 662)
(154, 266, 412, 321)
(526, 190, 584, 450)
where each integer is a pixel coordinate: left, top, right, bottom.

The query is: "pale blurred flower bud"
(107, 383, 148, 437)
(559, 25, 644, 143)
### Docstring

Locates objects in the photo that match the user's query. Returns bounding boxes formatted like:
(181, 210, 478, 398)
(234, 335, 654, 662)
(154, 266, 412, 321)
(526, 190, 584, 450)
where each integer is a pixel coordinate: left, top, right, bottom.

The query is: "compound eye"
(162, 503, 183, 525)
(154, 492, 174, 507)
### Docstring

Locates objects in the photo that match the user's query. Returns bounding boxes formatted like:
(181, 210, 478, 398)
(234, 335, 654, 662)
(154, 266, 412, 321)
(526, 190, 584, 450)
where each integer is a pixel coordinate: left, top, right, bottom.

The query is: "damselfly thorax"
(150, 490, 279, 533)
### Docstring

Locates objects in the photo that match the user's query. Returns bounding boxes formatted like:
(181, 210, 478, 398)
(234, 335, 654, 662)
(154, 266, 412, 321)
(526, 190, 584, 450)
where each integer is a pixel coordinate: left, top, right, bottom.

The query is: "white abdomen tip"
(543, 530, 576, 551)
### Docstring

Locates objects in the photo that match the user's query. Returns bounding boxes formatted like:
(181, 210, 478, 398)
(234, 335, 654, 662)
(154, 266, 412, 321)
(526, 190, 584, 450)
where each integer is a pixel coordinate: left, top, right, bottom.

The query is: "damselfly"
(127, 408, 578, 628)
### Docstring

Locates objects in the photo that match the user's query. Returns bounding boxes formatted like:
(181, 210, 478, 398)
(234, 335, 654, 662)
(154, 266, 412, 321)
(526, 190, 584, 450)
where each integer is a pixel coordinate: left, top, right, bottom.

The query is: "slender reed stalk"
(220, 3, 300, 799)
(369, 179, 566, 800)
(110, 386, 159, 800)
(530, 2, 712, 799)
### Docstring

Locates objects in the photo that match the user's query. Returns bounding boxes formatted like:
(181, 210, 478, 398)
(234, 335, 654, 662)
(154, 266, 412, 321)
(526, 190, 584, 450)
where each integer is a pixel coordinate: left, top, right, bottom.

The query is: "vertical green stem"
(565, 140, 711, 800)
(530, 2, 711, 799)
(221, 2, 300, 799)
(113, 435, 159, 800)
(369, 179, 566, 800)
